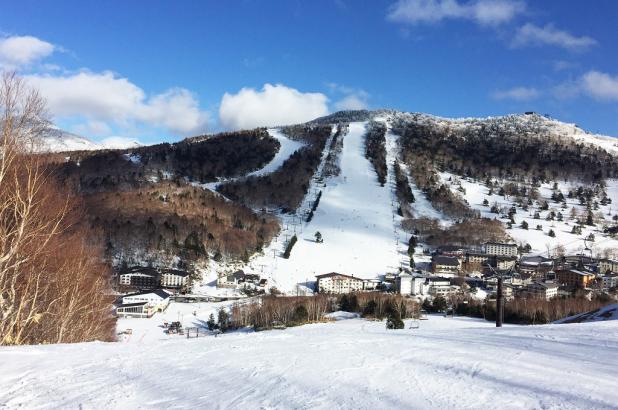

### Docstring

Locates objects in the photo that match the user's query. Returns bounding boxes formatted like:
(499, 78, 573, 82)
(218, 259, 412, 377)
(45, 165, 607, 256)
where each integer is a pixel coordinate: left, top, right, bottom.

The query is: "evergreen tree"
(340, 294, 359, 312)
(206, 313, 217, 331)
(548, 229, 556, 238)
(217, 308, 230, 332)
(586, 210, 595, 226)
(314, 231, 323, 243)
(432, 295, 448, 313)
(520, 220, 529, 230)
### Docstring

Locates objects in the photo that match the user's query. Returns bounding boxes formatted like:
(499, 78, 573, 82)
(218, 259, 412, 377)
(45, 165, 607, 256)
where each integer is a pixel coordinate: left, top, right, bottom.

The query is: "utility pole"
(496, 275, 504, 328)
(488, 263, 505, 327)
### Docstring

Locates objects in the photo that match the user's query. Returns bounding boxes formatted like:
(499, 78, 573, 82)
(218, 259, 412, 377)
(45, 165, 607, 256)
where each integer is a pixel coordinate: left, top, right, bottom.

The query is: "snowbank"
(324, 311, 360, 321)
(554, 303, 618, 324)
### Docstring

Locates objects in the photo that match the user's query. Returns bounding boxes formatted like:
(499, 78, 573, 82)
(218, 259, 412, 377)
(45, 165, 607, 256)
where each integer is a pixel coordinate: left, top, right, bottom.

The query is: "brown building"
(555, 269, 595, 288)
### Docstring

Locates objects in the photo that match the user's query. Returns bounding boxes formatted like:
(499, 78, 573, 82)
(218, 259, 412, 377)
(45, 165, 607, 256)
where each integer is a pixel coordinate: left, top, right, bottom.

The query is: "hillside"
(40, 127, 140, 152)
(555, 303, 618, 323)
(1, 315, 617, 409)
(46, 110, 618, 290)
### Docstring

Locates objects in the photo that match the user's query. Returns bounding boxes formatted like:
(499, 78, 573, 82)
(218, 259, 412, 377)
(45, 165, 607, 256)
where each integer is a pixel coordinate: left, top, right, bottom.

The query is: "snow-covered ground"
(116, 300, 237, 343)
(2, 315, 617, 409)
(438, 171, 618, 256)
(39, 127, 140, 152)
(246, 122, 402, 291)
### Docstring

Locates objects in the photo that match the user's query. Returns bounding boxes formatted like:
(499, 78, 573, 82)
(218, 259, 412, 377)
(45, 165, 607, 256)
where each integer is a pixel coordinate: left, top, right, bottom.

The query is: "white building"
(496, 256, 517, 271)
(396, 273, 413, 295)
(118, 267, 159, 288)
(363, 278, 383, 291)
(316, 272, 364, 294)
(599, 259, 618, 275)
(217, 270, 246, 288)
(116, 302, 156, 318)
(397, 274, 432, 296)
(525, 282, 558, 301)
(427, 277, 458, 297)
(485, 242, 518, 257)
(601, 274, 618, 290)
(161, 269, 190, 289)
(121, 289, 171, 310)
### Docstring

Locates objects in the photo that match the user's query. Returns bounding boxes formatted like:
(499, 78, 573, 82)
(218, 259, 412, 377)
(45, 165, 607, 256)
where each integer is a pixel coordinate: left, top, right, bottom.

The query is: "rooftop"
(433, 256, 460, 266)
(123, 289, 172, 299)
(316, 272, 362, 281)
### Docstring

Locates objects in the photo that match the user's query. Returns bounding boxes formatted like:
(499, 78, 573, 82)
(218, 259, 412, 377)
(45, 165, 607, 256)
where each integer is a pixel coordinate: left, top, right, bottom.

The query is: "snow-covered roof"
(316, 272, 362, 281)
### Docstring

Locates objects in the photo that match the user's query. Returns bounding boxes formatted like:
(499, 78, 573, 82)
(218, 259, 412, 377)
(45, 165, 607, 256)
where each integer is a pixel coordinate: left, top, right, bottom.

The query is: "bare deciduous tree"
(0, 72, 115, 345)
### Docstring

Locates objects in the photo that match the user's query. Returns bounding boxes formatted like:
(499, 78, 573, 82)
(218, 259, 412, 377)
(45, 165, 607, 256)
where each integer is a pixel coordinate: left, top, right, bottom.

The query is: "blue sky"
(1, 0, 617, 144)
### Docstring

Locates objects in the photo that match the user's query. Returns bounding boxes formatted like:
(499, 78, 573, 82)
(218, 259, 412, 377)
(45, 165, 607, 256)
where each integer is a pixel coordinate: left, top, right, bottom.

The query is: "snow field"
(2, 316, 617, 409)
(439, 171, 618, 255)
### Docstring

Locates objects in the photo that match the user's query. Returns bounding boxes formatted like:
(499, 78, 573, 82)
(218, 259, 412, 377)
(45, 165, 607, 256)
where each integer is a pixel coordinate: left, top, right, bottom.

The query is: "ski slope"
(247, 122, 401, 291)
(2, 316, 617, 409)
(247, 128, 304, 177)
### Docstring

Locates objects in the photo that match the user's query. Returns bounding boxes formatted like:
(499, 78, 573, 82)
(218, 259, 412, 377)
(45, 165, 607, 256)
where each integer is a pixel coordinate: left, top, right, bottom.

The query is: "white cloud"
(387, 0, 525, 26)
(72, 120, 112, 137)
(25, 71, 209, 136)
(219, 83, 329, 130)
(492, 86, 540, 101)
(0, 35, 55, 70)
(334, 94, 369, 111)
(580, 71, 618, 101)
(327, 83, 370, 111)
(512, 23, 596, 51)
(552, 71, 618, 102)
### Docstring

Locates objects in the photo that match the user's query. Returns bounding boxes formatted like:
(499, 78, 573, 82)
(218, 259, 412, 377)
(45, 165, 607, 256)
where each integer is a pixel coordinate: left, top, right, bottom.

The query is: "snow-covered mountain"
(52, 110, 618, 293)
(201, 113, 618, 293)
(39, 127, 141, 153)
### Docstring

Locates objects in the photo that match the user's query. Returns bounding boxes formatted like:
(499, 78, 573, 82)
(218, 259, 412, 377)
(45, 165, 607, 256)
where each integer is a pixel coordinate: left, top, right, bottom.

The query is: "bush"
(386, 316, 405, 329)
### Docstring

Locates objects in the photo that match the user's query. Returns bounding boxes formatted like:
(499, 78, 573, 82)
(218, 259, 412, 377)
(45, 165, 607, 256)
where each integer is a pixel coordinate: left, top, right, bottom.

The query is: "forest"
(55, 128, 279, 193)
(364, 120, 388, 186)
(83, 183, 280, 267)
(217, 124, 332, 211)
(392, 114, 618, 183)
